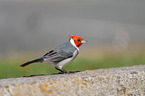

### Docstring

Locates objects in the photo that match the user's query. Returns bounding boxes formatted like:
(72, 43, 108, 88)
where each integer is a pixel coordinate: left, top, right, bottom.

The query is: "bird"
(20, 36, 87, 73)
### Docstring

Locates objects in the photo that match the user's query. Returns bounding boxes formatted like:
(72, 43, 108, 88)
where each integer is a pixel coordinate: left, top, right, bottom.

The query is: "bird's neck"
(69, 38, 79, 51)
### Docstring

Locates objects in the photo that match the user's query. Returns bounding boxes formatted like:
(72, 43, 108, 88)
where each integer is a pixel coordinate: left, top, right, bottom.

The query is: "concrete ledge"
(0, 65, 145, 96)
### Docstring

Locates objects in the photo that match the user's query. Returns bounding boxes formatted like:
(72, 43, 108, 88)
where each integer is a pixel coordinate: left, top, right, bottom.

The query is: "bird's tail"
(20, 58, 43, 67)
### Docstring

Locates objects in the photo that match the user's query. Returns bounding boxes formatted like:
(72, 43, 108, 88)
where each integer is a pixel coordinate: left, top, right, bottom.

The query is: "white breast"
(56, 50, 78, 69)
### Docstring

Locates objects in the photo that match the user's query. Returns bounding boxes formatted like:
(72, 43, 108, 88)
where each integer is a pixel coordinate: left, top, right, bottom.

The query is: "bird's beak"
(81, 40, 87, 44)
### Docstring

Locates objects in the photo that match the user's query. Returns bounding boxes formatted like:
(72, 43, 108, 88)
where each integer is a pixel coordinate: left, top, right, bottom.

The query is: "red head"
(69, 36, 87, 48)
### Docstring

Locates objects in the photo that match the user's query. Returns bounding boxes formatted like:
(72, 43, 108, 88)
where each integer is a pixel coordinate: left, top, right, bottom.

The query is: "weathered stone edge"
(0, 65, 145, 96)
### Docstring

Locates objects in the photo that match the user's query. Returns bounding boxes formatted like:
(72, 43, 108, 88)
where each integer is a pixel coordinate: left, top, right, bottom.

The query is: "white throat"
(70, 38, 79, 51)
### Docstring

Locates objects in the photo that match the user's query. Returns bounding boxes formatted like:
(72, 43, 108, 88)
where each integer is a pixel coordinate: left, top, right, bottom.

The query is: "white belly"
(57, 57, 73, 67)
(57, 50, 78, 69)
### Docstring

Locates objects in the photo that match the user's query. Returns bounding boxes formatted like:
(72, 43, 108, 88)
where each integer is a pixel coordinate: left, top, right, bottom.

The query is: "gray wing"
(43, 50, 73, 64)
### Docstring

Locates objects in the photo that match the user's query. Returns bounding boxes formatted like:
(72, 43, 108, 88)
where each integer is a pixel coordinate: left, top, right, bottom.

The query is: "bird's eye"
(77, 39, 81, 42)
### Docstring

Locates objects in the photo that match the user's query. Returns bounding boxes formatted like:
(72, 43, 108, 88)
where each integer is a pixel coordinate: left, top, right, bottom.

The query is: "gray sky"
(0, 0, 145, 54)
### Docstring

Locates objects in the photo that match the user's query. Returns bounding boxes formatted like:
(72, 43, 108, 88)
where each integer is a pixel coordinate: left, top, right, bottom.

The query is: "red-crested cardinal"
(20, 36, 87, 73)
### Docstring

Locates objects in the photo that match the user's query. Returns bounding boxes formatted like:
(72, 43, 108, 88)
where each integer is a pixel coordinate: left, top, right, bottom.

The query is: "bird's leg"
(55, 66, 69, 74)
(55, 66, 64, 73)
(61, 69, 70, 74)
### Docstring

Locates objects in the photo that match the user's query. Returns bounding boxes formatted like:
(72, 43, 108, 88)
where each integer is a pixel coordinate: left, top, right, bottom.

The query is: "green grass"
(0, 47, 145, 79)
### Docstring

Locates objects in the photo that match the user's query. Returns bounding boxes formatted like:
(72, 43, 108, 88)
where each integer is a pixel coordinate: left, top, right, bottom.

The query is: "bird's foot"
(55, 66, 70, 74)
(59, 70, 70, 74)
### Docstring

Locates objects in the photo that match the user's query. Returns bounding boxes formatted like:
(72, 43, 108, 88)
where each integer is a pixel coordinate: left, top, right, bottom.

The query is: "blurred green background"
(0, 0, 145, 79)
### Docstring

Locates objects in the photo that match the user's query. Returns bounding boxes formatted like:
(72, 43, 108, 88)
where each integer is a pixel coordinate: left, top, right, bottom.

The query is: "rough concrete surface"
(0, 65, 145, 96)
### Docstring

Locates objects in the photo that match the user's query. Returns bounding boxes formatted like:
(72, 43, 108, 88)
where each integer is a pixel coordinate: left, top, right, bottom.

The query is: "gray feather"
(42, 40, 78, 64)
